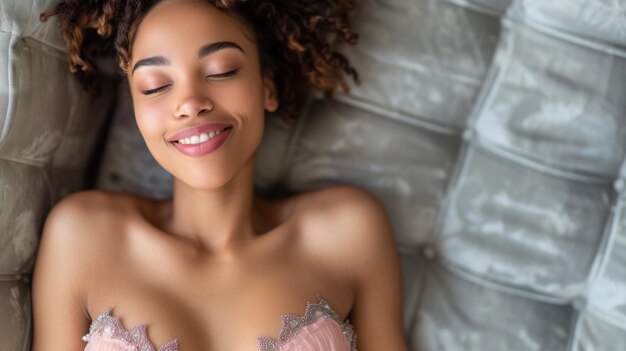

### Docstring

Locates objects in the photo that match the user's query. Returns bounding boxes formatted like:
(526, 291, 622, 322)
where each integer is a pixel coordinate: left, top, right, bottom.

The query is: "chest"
(86, 251, 353, 350)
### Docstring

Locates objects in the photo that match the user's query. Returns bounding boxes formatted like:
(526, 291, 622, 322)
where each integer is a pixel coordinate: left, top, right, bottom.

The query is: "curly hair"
(40, 0, 360, 124)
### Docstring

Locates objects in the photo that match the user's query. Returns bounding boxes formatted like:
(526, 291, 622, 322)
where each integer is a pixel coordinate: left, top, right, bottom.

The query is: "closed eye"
(207, 68, 239, 79)
(141, 85, 171, 95)
(140, 69, 239, 95)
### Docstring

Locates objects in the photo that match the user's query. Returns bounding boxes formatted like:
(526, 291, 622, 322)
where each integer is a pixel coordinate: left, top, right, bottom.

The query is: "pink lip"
(171, 127, 233, 157)
(167, 122, 233, 142)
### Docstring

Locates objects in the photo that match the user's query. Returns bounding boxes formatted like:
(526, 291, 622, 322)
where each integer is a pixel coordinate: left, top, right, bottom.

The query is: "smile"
(176, 126, 230, 144)
(171, 126, 233, 157)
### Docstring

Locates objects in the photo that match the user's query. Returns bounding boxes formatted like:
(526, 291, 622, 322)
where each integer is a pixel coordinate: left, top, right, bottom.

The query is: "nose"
(173, 81, 214, 118)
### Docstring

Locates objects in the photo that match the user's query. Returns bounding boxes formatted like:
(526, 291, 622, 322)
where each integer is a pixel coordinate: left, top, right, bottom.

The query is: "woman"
(31, 0, 408, 350)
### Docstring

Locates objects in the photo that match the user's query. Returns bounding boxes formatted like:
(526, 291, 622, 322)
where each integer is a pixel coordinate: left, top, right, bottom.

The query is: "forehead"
(131, 0, 254, 60)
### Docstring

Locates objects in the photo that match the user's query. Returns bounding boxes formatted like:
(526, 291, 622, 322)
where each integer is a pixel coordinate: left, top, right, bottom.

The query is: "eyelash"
(141, 68, 239, 95)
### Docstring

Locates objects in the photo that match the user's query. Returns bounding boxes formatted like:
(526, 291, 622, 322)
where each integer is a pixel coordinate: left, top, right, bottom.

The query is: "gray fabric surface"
(0, 0, 114, 349)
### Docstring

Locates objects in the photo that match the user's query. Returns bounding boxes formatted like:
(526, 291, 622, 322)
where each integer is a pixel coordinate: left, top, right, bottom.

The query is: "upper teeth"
(177, 129, 225, 145)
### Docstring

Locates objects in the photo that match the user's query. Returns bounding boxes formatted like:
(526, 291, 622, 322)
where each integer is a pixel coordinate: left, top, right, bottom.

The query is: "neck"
(161, 155, 272, 257)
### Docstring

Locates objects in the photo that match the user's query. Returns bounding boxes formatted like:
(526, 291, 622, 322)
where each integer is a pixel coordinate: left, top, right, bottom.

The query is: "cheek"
(217, 78, 266, 116)
(134, 102, 167, 141)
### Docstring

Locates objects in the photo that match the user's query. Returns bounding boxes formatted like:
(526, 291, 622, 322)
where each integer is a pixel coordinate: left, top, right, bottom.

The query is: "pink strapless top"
(82, 295, 357, 351)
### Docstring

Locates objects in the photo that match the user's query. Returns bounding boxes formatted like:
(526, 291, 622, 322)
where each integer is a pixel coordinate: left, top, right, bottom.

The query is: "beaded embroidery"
(256, 295, 357, 351)
(82, 307, 179, 351)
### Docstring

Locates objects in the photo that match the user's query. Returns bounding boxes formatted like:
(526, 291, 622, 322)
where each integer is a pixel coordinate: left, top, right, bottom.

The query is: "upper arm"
(31, 191, 99, 350)
(325, 185, 410, 351)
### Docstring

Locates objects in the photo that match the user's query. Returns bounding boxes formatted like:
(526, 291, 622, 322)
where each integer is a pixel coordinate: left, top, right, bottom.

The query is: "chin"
(174, 169, 234, 191)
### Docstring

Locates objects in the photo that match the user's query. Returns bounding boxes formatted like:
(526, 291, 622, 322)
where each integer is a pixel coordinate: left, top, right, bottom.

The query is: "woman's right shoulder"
(48, 189, 139, 228)
(50, 189, 132, 217)
(32, 190, 138, 349)
(43, 190, 139, 257)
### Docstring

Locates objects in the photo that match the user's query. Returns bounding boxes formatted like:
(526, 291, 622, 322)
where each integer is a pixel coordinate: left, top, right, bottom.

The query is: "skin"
(31, 1, 409, 350)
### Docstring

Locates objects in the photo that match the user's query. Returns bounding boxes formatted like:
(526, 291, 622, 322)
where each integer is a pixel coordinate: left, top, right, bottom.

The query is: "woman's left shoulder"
(299, 185, 409, 350)
(309, 184, 393, 236)
(321, 184, 389, 222)
(297, 184, 399, 275)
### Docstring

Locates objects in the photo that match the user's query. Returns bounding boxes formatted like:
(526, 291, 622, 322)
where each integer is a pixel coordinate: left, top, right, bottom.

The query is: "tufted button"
(614, 179, 624, 192)
(422, 244, 437, 260)
(462, 128, 475, 142)
(572, 297, 587, 311)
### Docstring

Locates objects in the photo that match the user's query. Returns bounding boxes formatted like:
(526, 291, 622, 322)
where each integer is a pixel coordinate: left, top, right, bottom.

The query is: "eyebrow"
(132, 41, 245, 74)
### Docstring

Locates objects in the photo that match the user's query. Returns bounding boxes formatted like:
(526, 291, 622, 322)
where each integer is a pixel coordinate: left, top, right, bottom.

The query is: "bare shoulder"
(46, 189, 144, 239)
(39, 189, 143, 273)
(48, 189, 135, 222)
(296, 184, 398, 281)
(31, 189, 134, 349)
(317, 184, 390, 225)
(34, 189, 135, 290)
(296, 185, 409, 350)
(39, 189, 119, 259)
(297, 184, 388, 222)
(300, 184, 395, 241)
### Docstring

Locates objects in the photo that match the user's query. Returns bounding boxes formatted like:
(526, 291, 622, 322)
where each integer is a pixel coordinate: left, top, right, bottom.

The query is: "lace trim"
(256, 295, 357, 351)
(83, 295, 356, 351)
(82, 307, 179, 351)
